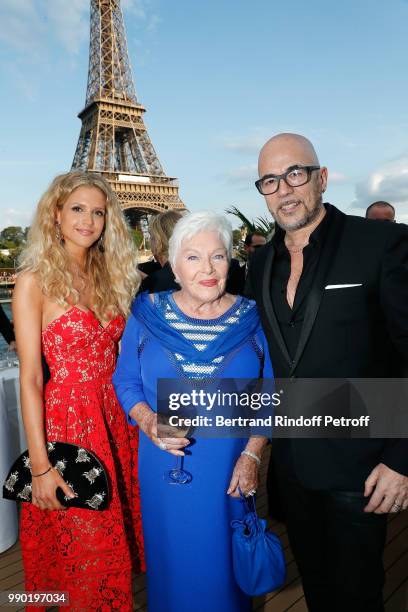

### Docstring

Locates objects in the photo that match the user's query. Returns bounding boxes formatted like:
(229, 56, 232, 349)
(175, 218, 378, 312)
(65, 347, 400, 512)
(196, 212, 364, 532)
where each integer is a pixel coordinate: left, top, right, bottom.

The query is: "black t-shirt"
(270, 204, 331, 360)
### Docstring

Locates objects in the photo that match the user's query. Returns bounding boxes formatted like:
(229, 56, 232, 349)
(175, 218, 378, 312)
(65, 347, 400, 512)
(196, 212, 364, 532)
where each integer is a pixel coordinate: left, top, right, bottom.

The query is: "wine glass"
(157, 415, 193, 484)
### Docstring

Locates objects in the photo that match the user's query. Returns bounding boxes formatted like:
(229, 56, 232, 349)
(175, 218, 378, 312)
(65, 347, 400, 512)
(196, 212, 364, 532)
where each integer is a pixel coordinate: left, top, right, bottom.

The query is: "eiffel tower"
(72, 0, 185, 226)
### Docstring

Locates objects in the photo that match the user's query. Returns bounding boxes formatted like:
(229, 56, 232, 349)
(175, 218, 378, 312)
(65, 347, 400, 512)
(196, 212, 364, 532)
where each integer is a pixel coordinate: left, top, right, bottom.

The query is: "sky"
(1, 0, 408, 231)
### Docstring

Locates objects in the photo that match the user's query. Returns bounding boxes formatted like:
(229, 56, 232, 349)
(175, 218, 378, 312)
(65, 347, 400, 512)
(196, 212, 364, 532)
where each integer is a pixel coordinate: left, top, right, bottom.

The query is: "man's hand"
(364, 463, 408, 513)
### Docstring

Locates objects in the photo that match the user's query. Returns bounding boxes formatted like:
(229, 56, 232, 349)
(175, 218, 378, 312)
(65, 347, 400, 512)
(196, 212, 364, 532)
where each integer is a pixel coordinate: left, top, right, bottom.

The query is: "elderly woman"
(113, 211, 273, 612)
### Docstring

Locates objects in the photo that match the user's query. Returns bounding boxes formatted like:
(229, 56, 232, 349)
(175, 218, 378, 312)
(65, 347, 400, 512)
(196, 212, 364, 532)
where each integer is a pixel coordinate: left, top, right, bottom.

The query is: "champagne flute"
(157, 415, 194, 484)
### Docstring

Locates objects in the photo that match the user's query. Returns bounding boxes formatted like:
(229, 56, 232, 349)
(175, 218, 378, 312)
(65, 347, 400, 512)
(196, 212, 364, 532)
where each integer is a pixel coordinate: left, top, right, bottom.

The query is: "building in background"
(71, 0, 186, 229)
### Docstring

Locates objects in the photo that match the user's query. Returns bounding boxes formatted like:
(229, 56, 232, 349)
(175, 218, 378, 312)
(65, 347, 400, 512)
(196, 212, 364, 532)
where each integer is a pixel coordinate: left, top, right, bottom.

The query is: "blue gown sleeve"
(261, 331, 274, 379)
(251, 329, 274, 439)
(254, 329, 274, 379)
(113, 313, 147, 426)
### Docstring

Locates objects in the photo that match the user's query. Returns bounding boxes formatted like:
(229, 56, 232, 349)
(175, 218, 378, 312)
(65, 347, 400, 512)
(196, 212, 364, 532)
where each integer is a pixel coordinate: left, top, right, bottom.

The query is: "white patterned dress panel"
(156, 293, 253, 378)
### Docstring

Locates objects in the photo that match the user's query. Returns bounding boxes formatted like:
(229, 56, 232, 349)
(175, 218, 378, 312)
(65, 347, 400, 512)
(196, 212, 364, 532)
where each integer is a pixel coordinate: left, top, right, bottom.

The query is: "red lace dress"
(20, 306, 145, 611)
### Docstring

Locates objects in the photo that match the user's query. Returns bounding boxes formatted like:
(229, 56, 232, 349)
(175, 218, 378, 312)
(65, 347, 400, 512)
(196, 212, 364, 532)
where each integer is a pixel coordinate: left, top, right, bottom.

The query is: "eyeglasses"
(255, 165, 321, 195)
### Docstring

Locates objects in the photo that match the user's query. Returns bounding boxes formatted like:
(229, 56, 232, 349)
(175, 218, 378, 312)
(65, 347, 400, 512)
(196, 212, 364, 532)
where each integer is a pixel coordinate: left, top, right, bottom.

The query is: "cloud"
(44, 0, 89, 55)
(123, 0, 147, 19)
(0, 207, 33, 230)
(122, 0, 160, 31)
(351, 155, 408, 222)
(222, 164, 258, 185)
(353, 156, 408, 206)
(222, 134, 268, 155)
(220, 125, 314, 156)
(0, 0, 44, 56)
(329, 171, 347, 183)
(0, 0, 88, 59)
(0, 0, 156, 59)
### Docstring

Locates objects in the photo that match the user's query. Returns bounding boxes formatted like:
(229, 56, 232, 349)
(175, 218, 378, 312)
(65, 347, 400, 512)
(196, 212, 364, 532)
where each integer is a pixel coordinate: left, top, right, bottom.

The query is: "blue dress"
(113, 291, 273, 612)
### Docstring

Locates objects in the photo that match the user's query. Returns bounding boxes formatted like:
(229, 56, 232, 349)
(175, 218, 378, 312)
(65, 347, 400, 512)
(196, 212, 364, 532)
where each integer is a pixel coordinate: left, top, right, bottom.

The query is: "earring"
(97, 233, 105, 253)
(55, 222, 64, 244)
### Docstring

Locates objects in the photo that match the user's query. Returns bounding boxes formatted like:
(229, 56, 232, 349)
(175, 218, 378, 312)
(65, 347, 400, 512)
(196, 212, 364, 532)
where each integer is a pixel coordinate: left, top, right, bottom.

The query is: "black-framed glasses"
(255, 165, 321, 195)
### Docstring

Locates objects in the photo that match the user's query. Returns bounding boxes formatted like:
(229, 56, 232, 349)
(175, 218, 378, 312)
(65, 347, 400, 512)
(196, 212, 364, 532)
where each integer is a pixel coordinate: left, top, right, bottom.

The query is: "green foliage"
(132, 228, 144, 249)
(232, 229, 242, 247)
(225, 206, 274, 235)
(0, 226, 29, 267)
(226, 206, 274, 261)
(0, 226, 26, 247)
(0, 247, 21, 268)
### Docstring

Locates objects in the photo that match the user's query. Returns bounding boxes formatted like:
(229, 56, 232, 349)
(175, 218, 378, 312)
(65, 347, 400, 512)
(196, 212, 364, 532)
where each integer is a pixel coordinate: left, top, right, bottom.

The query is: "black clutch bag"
(2, 441, 111, 511)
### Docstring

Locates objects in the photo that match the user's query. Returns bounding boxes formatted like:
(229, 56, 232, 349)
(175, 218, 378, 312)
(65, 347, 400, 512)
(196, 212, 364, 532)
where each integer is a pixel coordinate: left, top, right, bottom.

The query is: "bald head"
(258, 133, 319, 175)
(256, 133, 328, 233)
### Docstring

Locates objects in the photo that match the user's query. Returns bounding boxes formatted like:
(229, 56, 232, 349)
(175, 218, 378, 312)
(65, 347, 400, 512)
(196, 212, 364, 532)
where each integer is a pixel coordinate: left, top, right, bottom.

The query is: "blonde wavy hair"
(19, 171, 140, 319)
(149, 210, 184, 263)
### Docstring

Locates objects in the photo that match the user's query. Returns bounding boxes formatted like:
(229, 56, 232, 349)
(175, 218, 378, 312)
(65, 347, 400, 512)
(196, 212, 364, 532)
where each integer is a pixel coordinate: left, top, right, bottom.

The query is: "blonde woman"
(12, 171, 143, 611)
(140, 209, 183, 292)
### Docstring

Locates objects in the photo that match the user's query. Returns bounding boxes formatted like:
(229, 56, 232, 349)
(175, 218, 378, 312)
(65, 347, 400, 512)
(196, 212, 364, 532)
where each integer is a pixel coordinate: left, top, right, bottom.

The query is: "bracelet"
(241, 450, 261, 465)
(31, 466, 52, 478)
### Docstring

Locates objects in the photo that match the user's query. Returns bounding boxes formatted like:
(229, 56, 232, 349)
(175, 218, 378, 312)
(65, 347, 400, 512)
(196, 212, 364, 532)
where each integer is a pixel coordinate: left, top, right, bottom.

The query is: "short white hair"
(168, 211, 233, 268)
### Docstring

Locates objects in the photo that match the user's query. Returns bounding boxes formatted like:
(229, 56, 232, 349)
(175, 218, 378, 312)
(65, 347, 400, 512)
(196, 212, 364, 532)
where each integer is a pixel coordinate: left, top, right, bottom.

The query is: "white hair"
(168, 211, 233, 268)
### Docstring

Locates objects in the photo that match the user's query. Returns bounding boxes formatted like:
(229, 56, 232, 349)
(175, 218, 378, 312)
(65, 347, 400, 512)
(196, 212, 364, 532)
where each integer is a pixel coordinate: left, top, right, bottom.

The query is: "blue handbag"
(231, 492, 286, 596)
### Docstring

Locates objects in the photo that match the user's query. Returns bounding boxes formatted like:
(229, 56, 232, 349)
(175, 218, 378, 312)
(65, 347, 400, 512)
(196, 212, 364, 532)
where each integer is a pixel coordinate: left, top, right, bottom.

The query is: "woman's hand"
(130, 403, 189, 456)
(31, 467, 76, 511)
(227, 453, 259, 498)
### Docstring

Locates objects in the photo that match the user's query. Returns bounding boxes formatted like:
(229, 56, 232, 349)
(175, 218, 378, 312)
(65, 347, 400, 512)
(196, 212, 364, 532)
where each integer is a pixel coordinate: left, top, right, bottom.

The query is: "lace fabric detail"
(21, 307, 144, 611)
(155, 292, 255, 379)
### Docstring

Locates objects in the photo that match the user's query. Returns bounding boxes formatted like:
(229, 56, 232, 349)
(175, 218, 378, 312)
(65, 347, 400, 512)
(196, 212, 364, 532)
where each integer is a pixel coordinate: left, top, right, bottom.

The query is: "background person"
(228, 232, 268, 296)
(113, 211, 272, 612)
(140, 209, 183, 293)
(365, 201, 396, 222)
(244, 231, 267, 255)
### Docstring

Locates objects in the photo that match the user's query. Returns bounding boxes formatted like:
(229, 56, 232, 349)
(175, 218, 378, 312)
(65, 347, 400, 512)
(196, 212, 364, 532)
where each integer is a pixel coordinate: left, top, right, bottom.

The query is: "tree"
(232, 229, 242, 247)
(226, 206, 275, 261)
(225, 206, 274, 236)
(0, 226, 26, 247)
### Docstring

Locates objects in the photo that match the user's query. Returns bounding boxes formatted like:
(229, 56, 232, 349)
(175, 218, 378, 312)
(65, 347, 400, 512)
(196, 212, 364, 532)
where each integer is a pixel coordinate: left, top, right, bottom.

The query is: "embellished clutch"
(2, 441, 111, 511)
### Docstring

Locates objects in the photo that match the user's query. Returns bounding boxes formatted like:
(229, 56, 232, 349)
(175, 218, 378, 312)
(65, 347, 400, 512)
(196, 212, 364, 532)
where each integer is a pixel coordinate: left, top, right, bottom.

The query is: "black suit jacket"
(249, 204, 408, 490)
(0, 304, 15, 344)
(140, 262, 180, 293)
(226, 258, 246, 295)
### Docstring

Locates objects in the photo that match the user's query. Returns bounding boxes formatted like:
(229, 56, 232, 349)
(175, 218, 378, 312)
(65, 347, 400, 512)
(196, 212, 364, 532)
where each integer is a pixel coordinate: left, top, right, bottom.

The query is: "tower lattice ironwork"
(72, 0, 185, 222)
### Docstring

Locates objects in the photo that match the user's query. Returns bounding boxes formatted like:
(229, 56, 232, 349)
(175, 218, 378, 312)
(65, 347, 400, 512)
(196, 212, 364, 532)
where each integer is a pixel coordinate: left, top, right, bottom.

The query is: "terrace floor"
(1, 451, 407, 611)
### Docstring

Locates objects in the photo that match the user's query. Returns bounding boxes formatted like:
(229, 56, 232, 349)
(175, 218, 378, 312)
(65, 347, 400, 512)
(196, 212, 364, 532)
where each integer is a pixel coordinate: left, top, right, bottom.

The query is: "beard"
(272, 196, 324, 232)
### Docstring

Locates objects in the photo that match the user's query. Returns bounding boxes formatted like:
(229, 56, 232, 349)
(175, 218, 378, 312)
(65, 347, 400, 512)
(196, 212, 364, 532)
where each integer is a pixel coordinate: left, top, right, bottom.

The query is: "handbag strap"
(238, 488, 260, 524)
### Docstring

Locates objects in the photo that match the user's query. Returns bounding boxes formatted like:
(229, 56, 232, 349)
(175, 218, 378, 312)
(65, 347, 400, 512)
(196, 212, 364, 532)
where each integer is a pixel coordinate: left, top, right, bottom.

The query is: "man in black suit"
(249, 133, 408, 612)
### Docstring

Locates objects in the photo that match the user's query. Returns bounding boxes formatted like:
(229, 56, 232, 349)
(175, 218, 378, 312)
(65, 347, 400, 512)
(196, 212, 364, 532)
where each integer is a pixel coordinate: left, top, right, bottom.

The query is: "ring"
(245, 489, 257, 497)
(392, 502, 402, 511)
(158, 441, 167, 451)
